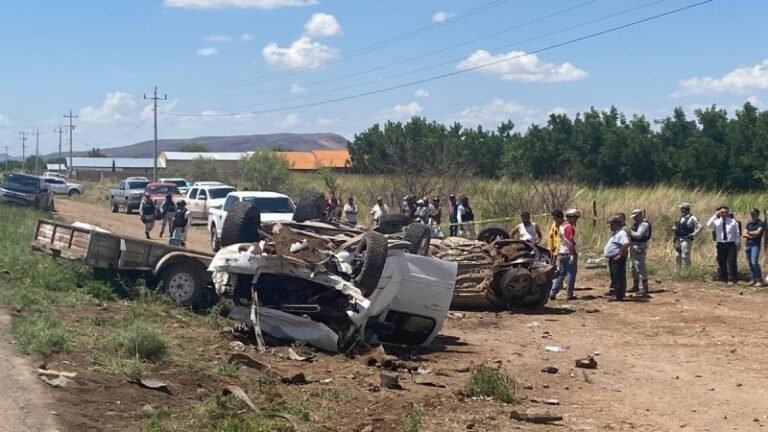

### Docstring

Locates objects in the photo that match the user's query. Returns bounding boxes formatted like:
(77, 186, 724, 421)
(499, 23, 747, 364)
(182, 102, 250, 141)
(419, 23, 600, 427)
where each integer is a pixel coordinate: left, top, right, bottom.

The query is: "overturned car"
(208, 202, 457, 353)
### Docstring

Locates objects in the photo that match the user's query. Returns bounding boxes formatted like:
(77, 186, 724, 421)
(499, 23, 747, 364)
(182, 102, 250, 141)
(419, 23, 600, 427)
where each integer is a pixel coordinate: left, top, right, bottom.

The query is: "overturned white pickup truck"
(208, 202, 457, 353)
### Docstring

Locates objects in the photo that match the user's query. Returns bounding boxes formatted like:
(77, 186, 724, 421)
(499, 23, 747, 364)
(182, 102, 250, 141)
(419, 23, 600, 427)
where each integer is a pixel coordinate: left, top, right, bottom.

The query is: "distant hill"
(0, 153, 21, 162)
(44, 133, 348, 159)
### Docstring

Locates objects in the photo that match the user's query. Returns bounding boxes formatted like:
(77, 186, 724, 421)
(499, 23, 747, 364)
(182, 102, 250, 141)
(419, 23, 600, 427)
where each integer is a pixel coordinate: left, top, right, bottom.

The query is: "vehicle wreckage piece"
(209, 219, 457, 353)
(430, 237, 555, 309)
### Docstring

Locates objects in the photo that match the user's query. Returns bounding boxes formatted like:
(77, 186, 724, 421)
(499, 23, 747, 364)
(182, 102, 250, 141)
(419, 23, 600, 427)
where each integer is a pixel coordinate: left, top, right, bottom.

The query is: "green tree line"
(348, 102, 768, 190)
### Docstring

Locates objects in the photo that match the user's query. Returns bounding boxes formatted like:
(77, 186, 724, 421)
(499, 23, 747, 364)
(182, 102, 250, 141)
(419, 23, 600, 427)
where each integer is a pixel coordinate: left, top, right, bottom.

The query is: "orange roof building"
(276, 151, 319, 170)
(311, 150, 350, 169)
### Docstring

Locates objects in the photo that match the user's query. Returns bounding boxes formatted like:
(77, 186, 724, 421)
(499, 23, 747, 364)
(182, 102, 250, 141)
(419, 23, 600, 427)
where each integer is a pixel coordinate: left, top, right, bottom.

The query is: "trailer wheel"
(477, 224, 510, 244)
(161, 261, 206, 307)
(220, 201, 260, 247)
(373, 214, 412, 235)
(353, 232, 388, 297)
(403, 223, 431, 255)
(293, 190, 326, 222)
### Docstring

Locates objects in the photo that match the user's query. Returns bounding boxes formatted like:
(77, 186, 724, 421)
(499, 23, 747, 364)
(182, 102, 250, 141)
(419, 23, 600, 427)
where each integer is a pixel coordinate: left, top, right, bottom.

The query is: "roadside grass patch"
(466, 365, 517, 404)
(12, 312, 71, 356)
(401, 402, 425, 432)
(119, 320, 169, 362)
(214, 361, 240, 377)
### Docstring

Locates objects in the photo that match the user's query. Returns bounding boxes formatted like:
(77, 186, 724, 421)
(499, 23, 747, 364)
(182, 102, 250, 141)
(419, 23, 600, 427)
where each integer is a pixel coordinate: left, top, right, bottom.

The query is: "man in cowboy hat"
(672, 203, 702, 267)
(550, 208, 580, 301)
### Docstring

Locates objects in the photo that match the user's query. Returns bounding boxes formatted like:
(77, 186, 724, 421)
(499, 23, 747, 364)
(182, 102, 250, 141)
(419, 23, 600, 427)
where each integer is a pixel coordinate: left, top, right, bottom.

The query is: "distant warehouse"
(158, 150, 350, 176)
(50, 157, 156, 181)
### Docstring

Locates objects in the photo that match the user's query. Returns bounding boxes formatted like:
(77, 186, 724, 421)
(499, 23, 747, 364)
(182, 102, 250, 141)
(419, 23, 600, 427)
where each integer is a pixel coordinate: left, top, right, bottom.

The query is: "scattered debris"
(585, 308, 600, 314)
(380, 372, 405, 390)
(40, 375, 78, 389)
(130, 378, 172, 395)
(447, 312, 466, 320)
(266, 412, 311, 432)
(414, 380, 446, 388)
(575, 356, 598, 369)
(228, 353, 272, 376)
(37, 369, 77, 379)
(526, 321, 541, 328)
(541, 366, 559, 374)
(280, 372, 311, 385)
(531, 398, 560, 405)
(222, 385, 257, 411)
(229, 341, 246, 351)
(289, 240, 309, 253)
(288, 347, 315, 362)
(545, 345, 565, 353)
(510, 411, 563, 424)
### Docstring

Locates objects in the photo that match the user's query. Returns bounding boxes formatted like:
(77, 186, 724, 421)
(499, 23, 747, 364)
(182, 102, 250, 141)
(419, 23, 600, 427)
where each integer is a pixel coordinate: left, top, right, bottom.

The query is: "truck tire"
(403, 223, 431, 255)
(293, 190, 326, 222)
(161, 261, 206, 307)
(477, 224, 510, 244)
(111, 199, 119, 213)
(498, 267, 533, 303)
(68, 189, 80, 197)
(373, 214, 412, 235)
(210, 227, 221, 252)
(124, 203, 132, 215)
(519, 283, 550, 309)
(353, 232, 388, 297)
(220, 201, 261, 247)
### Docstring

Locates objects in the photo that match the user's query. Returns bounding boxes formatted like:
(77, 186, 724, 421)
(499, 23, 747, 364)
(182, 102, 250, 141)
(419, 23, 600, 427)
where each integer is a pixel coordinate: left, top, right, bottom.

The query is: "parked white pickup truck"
(208, 191, 295, 251)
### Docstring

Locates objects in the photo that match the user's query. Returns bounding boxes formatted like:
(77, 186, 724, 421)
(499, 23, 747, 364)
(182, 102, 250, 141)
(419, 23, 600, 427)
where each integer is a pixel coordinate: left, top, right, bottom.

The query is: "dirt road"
(0, 313, 61, 432)
(56, 199, 212, 252)
(51, 198, 768, 431)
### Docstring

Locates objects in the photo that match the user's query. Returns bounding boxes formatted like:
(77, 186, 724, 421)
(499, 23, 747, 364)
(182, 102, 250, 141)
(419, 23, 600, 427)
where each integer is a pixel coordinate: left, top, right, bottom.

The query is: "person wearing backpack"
(629, 208, 652, 296)
(139, 194, 156, 240)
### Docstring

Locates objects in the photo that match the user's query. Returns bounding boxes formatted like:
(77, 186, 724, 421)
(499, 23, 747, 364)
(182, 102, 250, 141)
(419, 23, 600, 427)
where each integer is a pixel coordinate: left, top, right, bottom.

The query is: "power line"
(173, 0, 512, 96)
(99, 118, 150, 147)
(64, 109, 78, 177)
(198, 0, 669, 112)
(144, 86, 167, 182)
(169, 0, 714, 118)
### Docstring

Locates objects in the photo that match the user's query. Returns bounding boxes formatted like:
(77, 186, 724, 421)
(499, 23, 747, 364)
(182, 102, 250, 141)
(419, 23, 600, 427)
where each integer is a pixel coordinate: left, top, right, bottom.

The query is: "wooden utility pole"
(144, 86, 167, 182)
(55, 126, 64, 172)
(33, 129, 43, 175)
(63, 110, 78, 176)
(19, 132, 28, 172)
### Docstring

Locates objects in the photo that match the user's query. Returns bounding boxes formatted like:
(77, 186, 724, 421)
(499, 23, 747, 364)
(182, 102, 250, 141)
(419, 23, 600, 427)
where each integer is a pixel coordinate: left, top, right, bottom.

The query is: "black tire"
(353, 232, 388, 297)
(124, 203, 132, 215)
(498, 267, 533, 302)
(520, 283, 550, 309)
(211, 227, 221, 252)
(161, 261, 206, 307)
(403, 223, 431, 255)
(477, 224, 510, 244)
(373, 214, 412, 235)
(220, 201, 261, 247)
(293, 190, 326, 222)
(111, 199, 119, 213)
(68, 189, 80, 197)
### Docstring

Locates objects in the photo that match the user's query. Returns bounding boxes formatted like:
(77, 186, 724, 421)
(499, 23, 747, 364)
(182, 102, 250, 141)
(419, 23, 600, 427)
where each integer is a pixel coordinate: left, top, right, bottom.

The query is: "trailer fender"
(153, 252, 212, 307)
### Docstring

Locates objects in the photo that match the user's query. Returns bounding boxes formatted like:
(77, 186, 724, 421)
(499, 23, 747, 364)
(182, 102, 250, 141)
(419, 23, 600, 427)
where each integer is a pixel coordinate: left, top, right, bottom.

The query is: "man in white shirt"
(707, 205, 740, 285)
(343, 196, 358, 224)
(370, 196, 389, 226)
(605, 216, 631, 301)
(512, 211, 543, 244)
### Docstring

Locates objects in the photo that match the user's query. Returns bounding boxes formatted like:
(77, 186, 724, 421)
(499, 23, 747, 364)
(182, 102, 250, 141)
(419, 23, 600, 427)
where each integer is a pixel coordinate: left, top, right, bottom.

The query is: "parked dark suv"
(0, 173, 55, 211)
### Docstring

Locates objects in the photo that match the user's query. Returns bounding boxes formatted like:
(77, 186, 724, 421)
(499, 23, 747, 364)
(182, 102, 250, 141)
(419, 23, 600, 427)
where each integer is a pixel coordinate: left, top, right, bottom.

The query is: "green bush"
(12, 313, 71, 356)
(119, 321, 168, 362)
(466, 365, 516, 404)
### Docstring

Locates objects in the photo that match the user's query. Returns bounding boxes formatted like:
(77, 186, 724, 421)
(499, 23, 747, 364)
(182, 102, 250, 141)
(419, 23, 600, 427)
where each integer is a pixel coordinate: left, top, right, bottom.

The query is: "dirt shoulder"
(0, 313, 61, 432)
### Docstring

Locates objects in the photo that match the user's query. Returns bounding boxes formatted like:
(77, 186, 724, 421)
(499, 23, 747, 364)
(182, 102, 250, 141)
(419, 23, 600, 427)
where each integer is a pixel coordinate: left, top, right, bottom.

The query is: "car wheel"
(111, 199, 119, 213)
(68, 189, 80, 197)
(373, 214, 412, 235)
(498, 267, 533, 303)
(124, 203, 132, 214)
(477, 224, 511, 244)
(403, 223, 431, 255)
(292, 190, 326, 222)
(161, 261, 206, 307)
(353, 232, 388, 297)
(211, 228, 221, 252)
(220, 201, 261, 247)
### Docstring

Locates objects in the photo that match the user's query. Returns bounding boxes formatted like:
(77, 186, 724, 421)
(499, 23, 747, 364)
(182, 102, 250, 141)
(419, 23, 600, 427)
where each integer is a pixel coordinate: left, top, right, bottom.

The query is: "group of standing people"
(364, 193, 476, 237)
(138, 194, 190, 247)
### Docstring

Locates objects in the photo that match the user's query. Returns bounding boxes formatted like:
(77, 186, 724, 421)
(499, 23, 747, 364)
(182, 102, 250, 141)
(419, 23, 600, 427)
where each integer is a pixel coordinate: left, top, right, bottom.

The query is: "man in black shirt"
(744, 208, 765, 287)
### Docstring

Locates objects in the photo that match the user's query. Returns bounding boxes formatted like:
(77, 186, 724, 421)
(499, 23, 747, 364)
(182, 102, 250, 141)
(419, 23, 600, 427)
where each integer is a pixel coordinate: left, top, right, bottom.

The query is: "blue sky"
(0, 0, 766, 155)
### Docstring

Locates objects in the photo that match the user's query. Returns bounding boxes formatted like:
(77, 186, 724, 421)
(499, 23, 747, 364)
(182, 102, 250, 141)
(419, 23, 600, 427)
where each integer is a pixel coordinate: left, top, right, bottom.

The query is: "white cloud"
(414, 89, 429, 98)
(0, 115, 8, 126)
(204, 34, 232, 42)
(141, 99, 179, 121)
(674, 60, 768, 96)
(432, 11, 456, 23)
(164, 0, 317, 9)
(274, 113, 301, 127)
(747, 95, 762, 107)
(377, 102, 423, 120)
(262, 36, 339, 70)
(240, 33, 254, 42)
(196, 47, 218, 56)
(457, 50, 588, 83)
(304, 13, 342, 37)
(290, 84, 308, 94)
(80, 92, 137, 123)
(454, 98, 538, 125)
(316, 116, 339, 126)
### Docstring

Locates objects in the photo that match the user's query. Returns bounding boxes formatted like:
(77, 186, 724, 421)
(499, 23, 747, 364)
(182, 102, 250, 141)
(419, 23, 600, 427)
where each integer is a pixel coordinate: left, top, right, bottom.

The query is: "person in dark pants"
(743, 208, 765, 287)
(604, 217, 630, 301)
(159, 193, 177, 238)
(139, 194, 156, 240)
(707, 205, 740, 285)
(448, 194, 459, 237)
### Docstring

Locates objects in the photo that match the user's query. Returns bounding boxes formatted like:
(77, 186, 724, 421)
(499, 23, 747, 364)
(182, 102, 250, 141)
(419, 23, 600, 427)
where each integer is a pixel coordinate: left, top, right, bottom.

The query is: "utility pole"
(3, 145, 8, 172)
(144, 86, 167, 182)
(55, 126, 64, 173)
(63, 110, 78, 177)
(19, 132, 28, 173)
(33, 129, 43, 175)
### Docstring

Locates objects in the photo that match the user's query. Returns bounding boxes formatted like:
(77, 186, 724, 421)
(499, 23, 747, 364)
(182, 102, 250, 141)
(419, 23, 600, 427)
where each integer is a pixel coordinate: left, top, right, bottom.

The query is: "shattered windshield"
(2, 174, 41, 192)
(242, 197, 295, 213)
